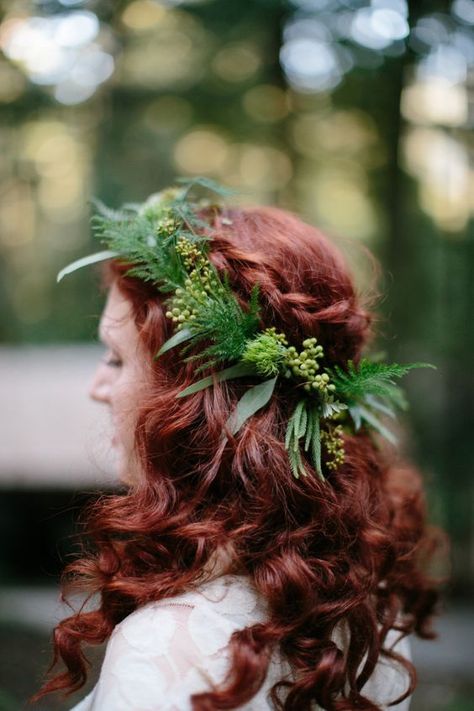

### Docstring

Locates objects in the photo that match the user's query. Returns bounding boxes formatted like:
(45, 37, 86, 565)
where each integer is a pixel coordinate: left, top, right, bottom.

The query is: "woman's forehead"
(99, 284, 134, 344)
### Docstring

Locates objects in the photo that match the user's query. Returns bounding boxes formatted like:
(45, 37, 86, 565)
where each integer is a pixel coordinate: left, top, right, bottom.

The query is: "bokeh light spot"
(402, 127, 471, 232)
(0, 61, 26, 102)
(174, 129, 229, 174)
(243, 85, 289, 123)
(235, 144, 292, 190)
(452, 0, 474, 24)
(401, 79, 468, 127)
(143, 96, 193, 134)
(121, 1, 167, 31)
(280, 38, 342, 92)
(212, 43, 261, 82)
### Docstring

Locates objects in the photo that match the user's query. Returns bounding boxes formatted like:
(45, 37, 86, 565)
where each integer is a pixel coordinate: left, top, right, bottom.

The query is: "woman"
(36, 181, 446, 710)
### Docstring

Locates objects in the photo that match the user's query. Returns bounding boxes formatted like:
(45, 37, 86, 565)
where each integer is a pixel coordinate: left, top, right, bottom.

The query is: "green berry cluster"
(164, 237, 217, 331)
(283, 337, 336, 396)
(264, 326, 288, 346)
(175, 235, 209, 272)
(321, 424, 345, 470)
(157, 213, 178, 235)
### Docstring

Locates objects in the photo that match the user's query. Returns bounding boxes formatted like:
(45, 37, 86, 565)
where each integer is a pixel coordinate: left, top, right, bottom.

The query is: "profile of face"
(89, 282, 150, 485)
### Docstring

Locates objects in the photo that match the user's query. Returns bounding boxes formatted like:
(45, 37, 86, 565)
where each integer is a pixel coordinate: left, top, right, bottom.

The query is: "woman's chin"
(117, 453, 140, 486)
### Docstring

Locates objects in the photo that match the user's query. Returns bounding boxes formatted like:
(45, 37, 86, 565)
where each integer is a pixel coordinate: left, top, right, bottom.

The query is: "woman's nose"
(89, 365, 111, 404)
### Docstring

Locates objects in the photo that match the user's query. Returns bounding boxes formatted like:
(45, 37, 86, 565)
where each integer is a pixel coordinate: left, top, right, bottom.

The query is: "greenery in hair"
(57, 177, 437, 482)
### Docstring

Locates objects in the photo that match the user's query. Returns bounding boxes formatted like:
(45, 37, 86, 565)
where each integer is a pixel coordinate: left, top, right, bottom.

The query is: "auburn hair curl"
(36, 206, 448, 710)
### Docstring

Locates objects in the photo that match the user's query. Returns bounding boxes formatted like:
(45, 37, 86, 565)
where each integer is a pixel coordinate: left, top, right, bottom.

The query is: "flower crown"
(58, 177, 435, 482)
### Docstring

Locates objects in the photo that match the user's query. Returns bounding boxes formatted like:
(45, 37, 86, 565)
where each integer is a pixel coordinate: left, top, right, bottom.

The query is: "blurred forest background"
(0, 0, 473, 709)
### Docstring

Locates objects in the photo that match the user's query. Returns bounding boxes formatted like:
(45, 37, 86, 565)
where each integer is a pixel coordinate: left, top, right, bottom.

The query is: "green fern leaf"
(328, 359, 436, 406)
(304, 409, 315, 451)
(311, 415, 324, 481)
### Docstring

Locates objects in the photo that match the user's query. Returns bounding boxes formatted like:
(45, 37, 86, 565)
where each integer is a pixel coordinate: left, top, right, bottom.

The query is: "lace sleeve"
(362, 629, 413, 711)
(69, 576, 413, 711)
(79, 602, 232, 711)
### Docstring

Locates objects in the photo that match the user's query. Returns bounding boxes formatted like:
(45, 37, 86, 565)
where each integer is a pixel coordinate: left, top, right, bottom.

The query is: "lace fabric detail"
(69, 574, 412, 711)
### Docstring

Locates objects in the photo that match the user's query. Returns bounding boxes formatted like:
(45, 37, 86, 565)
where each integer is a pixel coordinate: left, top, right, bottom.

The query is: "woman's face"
(89, 282, 150, 484)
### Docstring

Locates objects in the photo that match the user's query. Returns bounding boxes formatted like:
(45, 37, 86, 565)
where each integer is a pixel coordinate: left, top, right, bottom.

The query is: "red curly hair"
(36, 206, 448, 710)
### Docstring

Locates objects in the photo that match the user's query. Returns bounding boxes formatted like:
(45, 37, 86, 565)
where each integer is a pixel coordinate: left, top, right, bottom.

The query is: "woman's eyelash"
(102, 353, 122, 367)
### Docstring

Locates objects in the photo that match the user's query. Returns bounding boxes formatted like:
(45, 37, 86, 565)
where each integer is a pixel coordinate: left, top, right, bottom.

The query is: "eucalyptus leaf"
(56, 250, 117, 283)
(177, 362, 257, 398)
(226, 375, 278, 435)
(156, 328, 194, 358)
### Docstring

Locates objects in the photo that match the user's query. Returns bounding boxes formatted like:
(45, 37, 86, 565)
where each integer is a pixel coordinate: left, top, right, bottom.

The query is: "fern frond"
(328, 359, 435, 406)
(183, 278, 261, 366)
(310, 413, 324, 481)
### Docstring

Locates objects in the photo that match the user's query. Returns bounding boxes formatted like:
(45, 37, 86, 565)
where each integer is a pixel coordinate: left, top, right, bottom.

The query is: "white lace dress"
(70, 574, 412, 711)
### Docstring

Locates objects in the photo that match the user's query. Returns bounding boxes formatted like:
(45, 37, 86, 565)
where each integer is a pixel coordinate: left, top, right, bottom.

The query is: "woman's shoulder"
(118, 572, 269, 636)
(70, 575, 270, 711)
(104, 573, 270, 674)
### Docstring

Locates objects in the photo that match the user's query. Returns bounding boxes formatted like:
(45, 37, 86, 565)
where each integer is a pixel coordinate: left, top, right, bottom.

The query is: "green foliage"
(226, 375, 278, 436)
(241, 328, 288, 376)
(176, 362, 257, 398)
(178, 279, 262, 369)
(56, 250, 117, 283)
(91, 209, 187, 293)
(328, 359, 436, 406)
(320, 398, 348, 418)
(348, 404, 398, 445)
(155, 328, 194, 358)
(285, 400, 325, 481)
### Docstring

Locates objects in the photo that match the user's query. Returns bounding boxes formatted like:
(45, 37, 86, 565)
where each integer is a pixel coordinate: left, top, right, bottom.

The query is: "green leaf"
(156, 328, 194, 358)
(177, 362, 257, 398)
(297, 403, 308, 438)
(357, 405, 398, 446)
(311, 416, 324, 481)
(321, 399, 348, 418)
(292, 400, 305, 443)
(56, 250, 117, 283)
(285, 418, 294, 450)
(304, 409, 315, 451)
(226, 376, 278, 435)
(288, 445, 307, 479)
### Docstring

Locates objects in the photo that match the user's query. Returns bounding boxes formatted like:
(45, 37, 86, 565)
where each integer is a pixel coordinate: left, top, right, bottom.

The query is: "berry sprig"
(321, 425, 345, 470)
(164, 236, 220, 331)
(283, 337, 337, 397)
